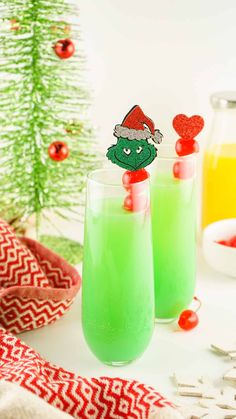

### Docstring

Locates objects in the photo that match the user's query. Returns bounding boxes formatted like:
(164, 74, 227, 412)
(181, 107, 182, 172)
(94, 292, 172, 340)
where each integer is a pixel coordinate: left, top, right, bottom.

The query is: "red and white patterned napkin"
(0, 328, 182, 418)
(0, 219, 81, 333)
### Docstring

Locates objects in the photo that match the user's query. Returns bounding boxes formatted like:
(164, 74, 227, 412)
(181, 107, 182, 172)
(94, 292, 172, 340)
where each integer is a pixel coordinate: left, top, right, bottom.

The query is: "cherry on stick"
(123, 194, 133, 211)
(175, 139, 199, 157)
(173, 160, 195, 180)
(122, 169, 149, 190)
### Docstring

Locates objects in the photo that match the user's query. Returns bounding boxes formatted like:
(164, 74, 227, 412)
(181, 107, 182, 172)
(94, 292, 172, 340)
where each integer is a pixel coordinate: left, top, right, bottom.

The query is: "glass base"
(104, 360, 134, 367)
(155, 317, 176, 324)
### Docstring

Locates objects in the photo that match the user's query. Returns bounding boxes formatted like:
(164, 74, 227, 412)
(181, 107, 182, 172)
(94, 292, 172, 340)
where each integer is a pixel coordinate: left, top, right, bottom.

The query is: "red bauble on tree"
(48, 141, 69, 162)
(54, 39, 75, 59)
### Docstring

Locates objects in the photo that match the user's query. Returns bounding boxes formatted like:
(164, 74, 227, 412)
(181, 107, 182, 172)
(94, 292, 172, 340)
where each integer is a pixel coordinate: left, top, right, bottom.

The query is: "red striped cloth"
(0, 219, 81, 333)
(0, 329, 181, 418)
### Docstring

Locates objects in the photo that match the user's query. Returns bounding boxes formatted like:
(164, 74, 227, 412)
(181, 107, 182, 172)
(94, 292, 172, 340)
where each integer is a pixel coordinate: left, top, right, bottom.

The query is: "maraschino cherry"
(178, 310, 199, 331)
(122, 169, 149, 212)
(122, 169, 149, 190)
(175, 138, 199, 157)
(173, 160, 195, 180)
(123, 195, 133, 211)
(216, 235, 236, 248)
(178, 297, 201, 331)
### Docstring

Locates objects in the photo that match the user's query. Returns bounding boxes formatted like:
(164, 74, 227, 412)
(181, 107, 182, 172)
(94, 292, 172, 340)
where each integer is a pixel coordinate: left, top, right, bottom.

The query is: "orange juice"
(202, 143, 236, 227)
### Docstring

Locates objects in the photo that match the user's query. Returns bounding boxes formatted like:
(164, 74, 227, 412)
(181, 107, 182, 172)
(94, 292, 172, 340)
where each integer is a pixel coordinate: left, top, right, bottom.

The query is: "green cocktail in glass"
(150, 145, 197, 321)
(82, 169, 154, 365)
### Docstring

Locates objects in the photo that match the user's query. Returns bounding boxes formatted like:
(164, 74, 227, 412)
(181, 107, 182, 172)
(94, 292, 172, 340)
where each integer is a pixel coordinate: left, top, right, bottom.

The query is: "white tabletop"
(22, 250, 236, 400)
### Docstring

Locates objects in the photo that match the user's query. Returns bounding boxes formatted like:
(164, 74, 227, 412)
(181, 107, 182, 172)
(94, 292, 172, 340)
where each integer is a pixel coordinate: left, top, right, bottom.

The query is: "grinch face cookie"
(106, 105, 162, 171)
(106, 137, 157, 171)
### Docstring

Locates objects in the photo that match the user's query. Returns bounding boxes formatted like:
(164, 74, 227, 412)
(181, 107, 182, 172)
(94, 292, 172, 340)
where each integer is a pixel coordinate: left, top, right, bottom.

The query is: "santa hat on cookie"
(114, 105, 163, 144)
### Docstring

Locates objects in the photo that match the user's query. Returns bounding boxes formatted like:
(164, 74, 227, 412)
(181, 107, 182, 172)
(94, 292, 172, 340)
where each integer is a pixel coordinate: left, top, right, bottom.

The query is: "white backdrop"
(79, 0, 236, 147)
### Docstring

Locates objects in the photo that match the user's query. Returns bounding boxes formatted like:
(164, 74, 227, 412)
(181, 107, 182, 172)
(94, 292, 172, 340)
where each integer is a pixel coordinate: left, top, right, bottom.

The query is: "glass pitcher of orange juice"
(202, 91, 236, 228)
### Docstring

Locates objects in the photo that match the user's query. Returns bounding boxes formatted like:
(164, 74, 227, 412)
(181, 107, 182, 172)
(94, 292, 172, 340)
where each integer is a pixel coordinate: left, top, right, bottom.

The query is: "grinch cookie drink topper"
(106, 105, 163, 171)
(106, 106, 163, 212)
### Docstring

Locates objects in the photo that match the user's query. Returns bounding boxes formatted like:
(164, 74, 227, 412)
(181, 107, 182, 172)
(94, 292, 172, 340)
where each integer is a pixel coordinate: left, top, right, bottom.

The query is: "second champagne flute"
(150, 144, 197, 322)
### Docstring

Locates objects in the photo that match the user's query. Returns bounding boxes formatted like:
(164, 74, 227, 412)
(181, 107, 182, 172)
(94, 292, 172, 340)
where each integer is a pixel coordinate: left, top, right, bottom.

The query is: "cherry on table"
(178, 309, 199, 331)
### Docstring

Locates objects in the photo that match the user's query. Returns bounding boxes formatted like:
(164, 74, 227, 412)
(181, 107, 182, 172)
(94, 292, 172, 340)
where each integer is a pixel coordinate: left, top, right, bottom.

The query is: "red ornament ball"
(175, 139, 199, 157)
(178, 310, 199, 331)
(48, 141, 69, 162)
(122, 169, 149, 190)
(54, 39, 75, 59)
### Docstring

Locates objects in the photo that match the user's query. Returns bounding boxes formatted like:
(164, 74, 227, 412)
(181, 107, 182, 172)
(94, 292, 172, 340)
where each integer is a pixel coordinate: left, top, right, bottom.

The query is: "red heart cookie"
(173, 114, 204, 139)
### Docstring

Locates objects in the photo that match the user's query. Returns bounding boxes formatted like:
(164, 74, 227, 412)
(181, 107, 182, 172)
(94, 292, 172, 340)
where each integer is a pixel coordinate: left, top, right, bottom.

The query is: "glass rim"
(87, 168, 150, 187)
(156, 143, 197, 162)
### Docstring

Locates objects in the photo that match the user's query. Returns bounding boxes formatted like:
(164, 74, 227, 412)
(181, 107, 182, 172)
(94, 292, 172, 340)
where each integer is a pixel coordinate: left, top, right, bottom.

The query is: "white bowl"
(202, 219, 236, 278)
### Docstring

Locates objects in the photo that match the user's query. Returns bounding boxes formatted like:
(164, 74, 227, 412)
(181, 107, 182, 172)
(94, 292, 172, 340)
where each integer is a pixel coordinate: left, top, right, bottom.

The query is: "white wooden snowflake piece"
(211, 343, 236, 356)
(224, 369, 236, 383)
(173, 373, 201, 388)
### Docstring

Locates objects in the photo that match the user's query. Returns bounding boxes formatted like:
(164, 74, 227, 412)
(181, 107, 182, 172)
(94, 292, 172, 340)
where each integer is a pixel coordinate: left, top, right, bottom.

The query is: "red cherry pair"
(178, 296, 201, 331)
(122, 169, 149, 212)
(172, 114, 204, 180)
(217, 236, 236, 248)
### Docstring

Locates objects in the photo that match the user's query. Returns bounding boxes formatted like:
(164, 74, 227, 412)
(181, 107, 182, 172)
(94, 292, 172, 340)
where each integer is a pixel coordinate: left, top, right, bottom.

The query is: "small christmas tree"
(0, 0, 97, 263)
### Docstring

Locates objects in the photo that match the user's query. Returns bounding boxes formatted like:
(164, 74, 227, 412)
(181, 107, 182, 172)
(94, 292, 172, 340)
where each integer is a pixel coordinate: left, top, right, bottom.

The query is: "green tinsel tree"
(0, 0, 98, 263)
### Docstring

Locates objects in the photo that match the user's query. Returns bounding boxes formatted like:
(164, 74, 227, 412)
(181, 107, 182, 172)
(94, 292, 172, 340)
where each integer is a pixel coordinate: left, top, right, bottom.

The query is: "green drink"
(150, 147, 196, 321)
(82, 170, 154, 365)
